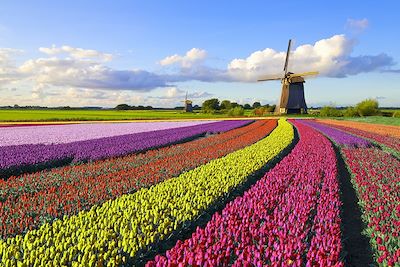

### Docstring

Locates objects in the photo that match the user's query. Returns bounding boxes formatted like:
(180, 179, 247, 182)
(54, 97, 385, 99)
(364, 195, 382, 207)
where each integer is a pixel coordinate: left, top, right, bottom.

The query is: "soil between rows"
(333, 145, 376, 267)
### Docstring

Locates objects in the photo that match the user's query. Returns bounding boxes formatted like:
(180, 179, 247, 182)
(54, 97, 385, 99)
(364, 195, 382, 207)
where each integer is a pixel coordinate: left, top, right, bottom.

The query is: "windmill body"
(182, 91, 193, 112)
(184, 100, 193, 112)
(277, 73, 307, 114)
(258, 40, 318, 115)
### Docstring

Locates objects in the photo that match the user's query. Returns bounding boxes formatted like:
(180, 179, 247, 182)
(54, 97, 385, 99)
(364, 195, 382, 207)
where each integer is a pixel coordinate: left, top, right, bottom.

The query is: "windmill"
(182, 91, 193, 112)
(257, 39, 319, 114)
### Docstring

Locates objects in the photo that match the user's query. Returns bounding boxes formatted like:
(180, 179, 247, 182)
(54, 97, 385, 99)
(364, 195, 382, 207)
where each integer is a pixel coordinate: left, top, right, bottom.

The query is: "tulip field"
(0, 118, 398, 266)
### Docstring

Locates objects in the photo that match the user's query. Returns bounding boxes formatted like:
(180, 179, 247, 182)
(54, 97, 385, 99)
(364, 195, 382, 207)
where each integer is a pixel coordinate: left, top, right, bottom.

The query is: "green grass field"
(0, 109, 399, 126)
(335, 116, 400, 126)
(0, 109, 255, 122)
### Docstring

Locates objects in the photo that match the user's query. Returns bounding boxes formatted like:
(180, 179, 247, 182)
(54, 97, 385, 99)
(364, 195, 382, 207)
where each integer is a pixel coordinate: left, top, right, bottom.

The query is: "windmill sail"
(257, 76, 282, 82)
(283, 39, 292, 75)
(288, 71, 319, 78)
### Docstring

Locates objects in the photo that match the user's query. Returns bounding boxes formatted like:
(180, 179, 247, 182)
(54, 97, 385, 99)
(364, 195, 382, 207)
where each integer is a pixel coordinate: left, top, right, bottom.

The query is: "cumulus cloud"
(2, 45, 171, 93)
(227, 34, 396, 81)
(0, 48, 27, 85)
(149, 87, 213, 100)
(346, 18, 369, 32)
(159, 48, 207, 68)
(39, 45, 113, 61)
(18, 53, 169, 91)
(164, 66, 231, 83)
(1, 35, 399, 106)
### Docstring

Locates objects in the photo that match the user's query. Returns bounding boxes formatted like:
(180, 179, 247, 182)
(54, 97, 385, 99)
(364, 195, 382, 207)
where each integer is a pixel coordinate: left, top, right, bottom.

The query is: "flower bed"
(147, 120, 343, 266)
(0, 120, 276, 238)
(299, 120, 372, 148)
(343, 148, 400, 266)
(0, 119, 293, 266)
(316, 119, 400, 139)
(0, 120, 250, 178)
(317, 120, 400, 152)
(0, 121, 215, 146)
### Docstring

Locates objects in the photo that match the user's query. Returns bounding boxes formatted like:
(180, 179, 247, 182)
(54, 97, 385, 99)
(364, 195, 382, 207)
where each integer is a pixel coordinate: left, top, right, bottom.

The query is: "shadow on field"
(129, 126, 300, 266)
(334, 145, 376, 267)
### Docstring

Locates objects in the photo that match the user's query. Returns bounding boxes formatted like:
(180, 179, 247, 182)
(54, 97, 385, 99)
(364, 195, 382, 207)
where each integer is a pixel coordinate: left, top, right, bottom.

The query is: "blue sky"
(0, 0, 399, 107)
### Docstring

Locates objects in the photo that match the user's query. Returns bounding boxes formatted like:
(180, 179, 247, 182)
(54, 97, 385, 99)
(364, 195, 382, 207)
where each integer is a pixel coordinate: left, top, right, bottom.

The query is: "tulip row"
(0, 120, 276, 238)
(299, 120, 372, 148)
(307, 119, 399, 266)
(316, 119, 400, 139)
(317, 119, 400, 152)
(147, 120, 342, 267)
(343, 148, 400, 266)
(0, 120, 272, 203)
(0, 119, 294, 266)
(0, 120, 250, 178)
(0, 120, 215, 146)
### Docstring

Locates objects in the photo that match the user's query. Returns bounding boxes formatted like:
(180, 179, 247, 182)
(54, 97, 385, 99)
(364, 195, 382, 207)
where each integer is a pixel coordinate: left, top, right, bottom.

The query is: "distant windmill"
(182, 91, 193, 112)
(257, 39, 319, 114)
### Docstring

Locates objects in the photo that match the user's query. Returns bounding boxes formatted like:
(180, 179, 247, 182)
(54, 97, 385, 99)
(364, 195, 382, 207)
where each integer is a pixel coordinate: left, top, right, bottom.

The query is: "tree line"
(202, 98, 276, 116)
(319, 99, 399, 117)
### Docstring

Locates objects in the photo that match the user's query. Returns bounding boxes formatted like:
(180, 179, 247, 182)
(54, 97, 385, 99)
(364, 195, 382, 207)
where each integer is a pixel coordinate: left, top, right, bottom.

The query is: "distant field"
(336, 116, 400, 126)
(0, 109, 255, 122)
(1, 109, 399, 126)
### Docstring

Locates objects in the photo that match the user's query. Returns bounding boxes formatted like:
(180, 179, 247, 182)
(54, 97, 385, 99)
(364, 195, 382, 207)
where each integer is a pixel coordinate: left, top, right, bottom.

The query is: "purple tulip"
(0, 120, 252, 177)
(0, 121, 216, 146)
(297, 119, 372, 148)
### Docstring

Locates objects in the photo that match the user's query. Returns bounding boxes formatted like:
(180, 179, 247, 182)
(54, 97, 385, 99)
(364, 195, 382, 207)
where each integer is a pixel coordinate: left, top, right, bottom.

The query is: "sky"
(0, 0, 399, 108)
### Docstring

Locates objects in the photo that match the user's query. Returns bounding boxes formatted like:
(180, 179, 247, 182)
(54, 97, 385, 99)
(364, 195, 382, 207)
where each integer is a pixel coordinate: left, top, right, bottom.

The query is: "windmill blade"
(288, 71, 319, 78)
(257, 76, 283, 82)
(283, 39, 292, 75)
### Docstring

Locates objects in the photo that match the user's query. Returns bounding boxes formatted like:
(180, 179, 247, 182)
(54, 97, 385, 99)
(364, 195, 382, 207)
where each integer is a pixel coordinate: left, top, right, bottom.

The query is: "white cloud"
(165, 87, 181, 98)
(159, 48, 207, 68)
(0, 48, 28, 86)
(227, 34, 394, 81)
(19, 56, 169, 91)
(2, 45, 171, 94)
(39, 45, 113, 61)
(150, 87, 213, 100)
(346, 18, 369, 32)
(1, 35, 398, 107)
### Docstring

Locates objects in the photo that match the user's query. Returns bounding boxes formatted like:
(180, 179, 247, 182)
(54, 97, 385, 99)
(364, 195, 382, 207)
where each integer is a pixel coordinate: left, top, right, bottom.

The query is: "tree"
(230, 102, 240, 108)
(228, 107, 245, 116)
(243, 104, 251, 109)
(355, 99, 379, 116)
(319, 106, 342, 117)
(115, 104, 131, 110)
(202, 98, 220, 112)
(266, 104, 276, 112)
(253, 107, 266, 116)
(220, 100, 232, 110)
(343, 107, 359, 117)
(252, 102, 261, 109)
